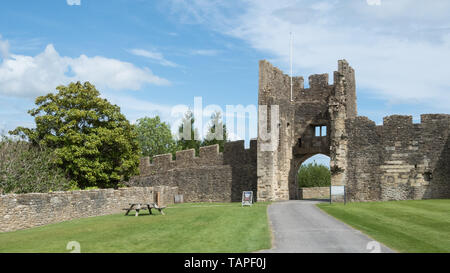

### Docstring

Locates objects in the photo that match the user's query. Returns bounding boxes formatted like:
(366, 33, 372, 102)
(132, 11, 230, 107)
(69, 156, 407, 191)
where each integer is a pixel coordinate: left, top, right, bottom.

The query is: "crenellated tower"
(257, 60, 357, 202)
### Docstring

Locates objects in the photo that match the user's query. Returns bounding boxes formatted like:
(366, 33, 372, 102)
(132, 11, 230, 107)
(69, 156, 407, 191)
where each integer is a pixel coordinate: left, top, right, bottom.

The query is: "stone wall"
(345, 114, 450, 201)
(0, 186, 178, 232)
(299, 187, 330, 199)
(255, 60, 449, 202)
(128, 141, 257, 202)
(127, 61, 448, 204)
(256, 60, 356, 201)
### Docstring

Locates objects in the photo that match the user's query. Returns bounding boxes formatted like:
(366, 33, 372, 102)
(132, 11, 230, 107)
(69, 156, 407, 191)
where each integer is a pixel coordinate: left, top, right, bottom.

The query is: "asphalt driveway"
(260, 200, 394, 253)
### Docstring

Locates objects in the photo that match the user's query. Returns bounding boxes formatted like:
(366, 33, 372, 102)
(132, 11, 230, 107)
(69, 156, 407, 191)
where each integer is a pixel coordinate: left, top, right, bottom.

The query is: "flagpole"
(290, 32, 293, 102)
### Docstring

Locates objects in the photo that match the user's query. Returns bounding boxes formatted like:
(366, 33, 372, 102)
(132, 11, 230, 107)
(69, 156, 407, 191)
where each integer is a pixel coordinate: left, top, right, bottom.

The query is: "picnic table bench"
(123, 203, 166, 216)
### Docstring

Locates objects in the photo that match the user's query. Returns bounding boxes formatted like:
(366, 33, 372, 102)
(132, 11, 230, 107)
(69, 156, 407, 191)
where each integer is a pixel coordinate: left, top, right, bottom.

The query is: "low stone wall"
(0, 186, 178, 233)
(299, 187, 330, 199)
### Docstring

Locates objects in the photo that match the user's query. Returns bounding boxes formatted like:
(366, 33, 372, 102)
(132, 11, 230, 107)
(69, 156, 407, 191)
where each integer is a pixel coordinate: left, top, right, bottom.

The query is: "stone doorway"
(291, 154, 331, 200)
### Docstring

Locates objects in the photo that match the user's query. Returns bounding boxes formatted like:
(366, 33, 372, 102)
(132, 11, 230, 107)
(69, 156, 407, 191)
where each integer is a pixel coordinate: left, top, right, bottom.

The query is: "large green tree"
(10, 82, 140, 189)
(202, 111, 228, 152)
(134, 116, 178, 160)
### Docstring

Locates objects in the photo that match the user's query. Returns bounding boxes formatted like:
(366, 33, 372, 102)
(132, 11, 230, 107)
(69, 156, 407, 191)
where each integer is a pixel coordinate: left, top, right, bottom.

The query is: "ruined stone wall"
(128, 140, 257, 202)
(345, 114, 450, 201)
(0, 186, 178, 232)
(257, 60, 356, 201)
(256, 60, 449, 203)
(328, 61, 357, 202)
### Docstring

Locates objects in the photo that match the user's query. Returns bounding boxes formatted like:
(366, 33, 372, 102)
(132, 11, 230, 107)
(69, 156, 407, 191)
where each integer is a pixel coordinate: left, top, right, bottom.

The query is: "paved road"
(260, 200, 394, 253)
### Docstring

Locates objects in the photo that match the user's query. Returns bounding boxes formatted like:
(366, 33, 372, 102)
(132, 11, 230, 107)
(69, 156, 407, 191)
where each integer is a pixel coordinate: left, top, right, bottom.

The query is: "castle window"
(321, 126, 327, 136)
(314, 126, 327, 137)
(315, 126, 321, 137)
(298, 138, 302, 148)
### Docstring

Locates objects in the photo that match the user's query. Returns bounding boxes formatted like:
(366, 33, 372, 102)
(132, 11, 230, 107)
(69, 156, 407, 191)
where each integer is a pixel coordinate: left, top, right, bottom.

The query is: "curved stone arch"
(288, 153, 331, 200)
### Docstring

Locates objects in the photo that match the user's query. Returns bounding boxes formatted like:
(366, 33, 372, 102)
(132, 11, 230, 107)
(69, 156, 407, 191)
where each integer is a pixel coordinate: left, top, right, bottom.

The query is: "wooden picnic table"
(123, 203, 166, 216)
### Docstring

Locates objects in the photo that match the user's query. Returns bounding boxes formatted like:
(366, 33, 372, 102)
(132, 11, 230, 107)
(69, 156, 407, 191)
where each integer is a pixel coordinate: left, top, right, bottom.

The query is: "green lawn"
(0, 202, 271, 253)
(317, 199, 450, 253)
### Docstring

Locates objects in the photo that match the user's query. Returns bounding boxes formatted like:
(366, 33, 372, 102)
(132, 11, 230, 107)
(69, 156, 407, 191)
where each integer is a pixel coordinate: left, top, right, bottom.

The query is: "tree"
(176, 110, 201, 154)
(134, 116, 178, 160)
(202, 111, 228, 152)
(10, 82, 140, 189)
(0, 136, 73, 194)
(297, 162, 331, 188)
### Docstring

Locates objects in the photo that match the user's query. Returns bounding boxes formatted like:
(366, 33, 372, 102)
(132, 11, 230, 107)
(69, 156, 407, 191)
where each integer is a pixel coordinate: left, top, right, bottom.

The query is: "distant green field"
(0, 202, 271, 253)
(318, 199, 450, 253)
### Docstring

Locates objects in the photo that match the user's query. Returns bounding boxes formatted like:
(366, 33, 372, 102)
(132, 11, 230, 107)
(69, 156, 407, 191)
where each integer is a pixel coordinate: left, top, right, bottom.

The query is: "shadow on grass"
(123, 211, 164, 216)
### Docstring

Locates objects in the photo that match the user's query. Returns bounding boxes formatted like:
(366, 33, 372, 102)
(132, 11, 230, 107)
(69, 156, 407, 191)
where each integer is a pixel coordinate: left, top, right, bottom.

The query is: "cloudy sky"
(1, 0, 450, 165)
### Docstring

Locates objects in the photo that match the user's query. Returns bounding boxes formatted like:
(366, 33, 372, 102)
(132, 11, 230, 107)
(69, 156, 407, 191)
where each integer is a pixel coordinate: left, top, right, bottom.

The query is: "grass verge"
(0, 202, 271, 253)
(317, 199, 450, 253)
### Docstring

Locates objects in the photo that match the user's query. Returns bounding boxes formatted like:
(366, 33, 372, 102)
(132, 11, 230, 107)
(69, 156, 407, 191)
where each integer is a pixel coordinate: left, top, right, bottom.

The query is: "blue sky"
(1, 0, 450, 166)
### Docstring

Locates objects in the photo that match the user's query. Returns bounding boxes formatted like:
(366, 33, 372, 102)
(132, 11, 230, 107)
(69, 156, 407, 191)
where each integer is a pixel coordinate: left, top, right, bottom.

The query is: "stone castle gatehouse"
(130, 60, 450, 203)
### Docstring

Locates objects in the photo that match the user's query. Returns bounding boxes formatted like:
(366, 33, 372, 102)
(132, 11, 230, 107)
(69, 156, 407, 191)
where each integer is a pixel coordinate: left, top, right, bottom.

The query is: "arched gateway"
(256, 60, 356, 202)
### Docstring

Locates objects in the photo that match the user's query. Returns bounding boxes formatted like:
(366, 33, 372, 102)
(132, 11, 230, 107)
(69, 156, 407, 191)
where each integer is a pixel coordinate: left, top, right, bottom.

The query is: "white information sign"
(242, 191, 253, 207)
(331, 186, 345, 196)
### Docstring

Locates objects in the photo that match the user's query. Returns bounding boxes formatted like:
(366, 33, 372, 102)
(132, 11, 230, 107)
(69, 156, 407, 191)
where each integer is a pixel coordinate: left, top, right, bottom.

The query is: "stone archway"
(289, 154, 331, 200)
(256, 60, 356, 202)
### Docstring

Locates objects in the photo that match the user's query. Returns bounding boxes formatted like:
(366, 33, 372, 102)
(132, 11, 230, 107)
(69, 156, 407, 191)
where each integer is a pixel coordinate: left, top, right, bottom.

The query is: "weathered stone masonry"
(130, 60, 449, 203)
(346, 114, 450, 201)
(256, 60, 356, 202)
(129, 140, 257, 202)
(0, 186, 178, 232)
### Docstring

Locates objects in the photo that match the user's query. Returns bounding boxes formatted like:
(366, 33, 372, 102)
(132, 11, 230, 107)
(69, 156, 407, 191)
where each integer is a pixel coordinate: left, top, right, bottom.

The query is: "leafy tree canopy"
(10, 82, 140, 189)
(135, 116, 178, 160)
(297, 162, 331, 188)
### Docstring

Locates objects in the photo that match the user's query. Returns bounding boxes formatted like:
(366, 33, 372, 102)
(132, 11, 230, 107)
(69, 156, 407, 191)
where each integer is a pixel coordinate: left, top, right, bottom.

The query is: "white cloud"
(129, 48, 178, 67)
(66, 0, 81, 6)
(366, 0, 381, 6)
(0, 35, 9, 59)
(104, 93, 174, 122)
(166, 0, 450, 111)
(190, 49, 221, 56)
(0, 39, 170, 98)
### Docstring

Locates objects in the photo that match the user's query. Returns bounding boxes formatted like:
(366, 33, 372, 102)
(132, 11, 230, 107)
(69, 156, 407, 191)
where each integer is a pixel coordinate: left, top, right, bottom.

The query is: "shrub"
(297, 162, 331, 188)
(0, 137, 72, 194)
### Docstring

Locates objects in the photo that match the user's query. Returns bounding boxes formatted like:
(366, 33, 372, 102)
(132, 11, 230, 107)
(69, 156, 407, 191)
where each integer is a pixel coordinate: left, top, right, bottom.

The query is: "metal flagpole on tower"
(290, 31, 293, 102)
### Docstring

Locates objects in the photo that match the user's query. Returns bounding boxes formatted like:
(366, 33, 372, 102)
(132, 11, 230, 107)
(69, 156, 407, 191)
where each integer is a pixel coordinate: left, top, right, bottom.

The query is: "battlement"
(224, 140, 245, 154)
(352, 114, 450, 133)
(199, 144, 219, 158)
(338, 59, 353, 76)
(420, 114, 450, 125)
(308, 74, 329, 89)
(348, 116, 377, 126)
(175, 149, 196, 167)
(258, 60, 355, 105)
(382, 115, 413, 128)
(139, 140, 257, 176)
(378, 114, 450, 129)
(347, 114, 450, 147)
